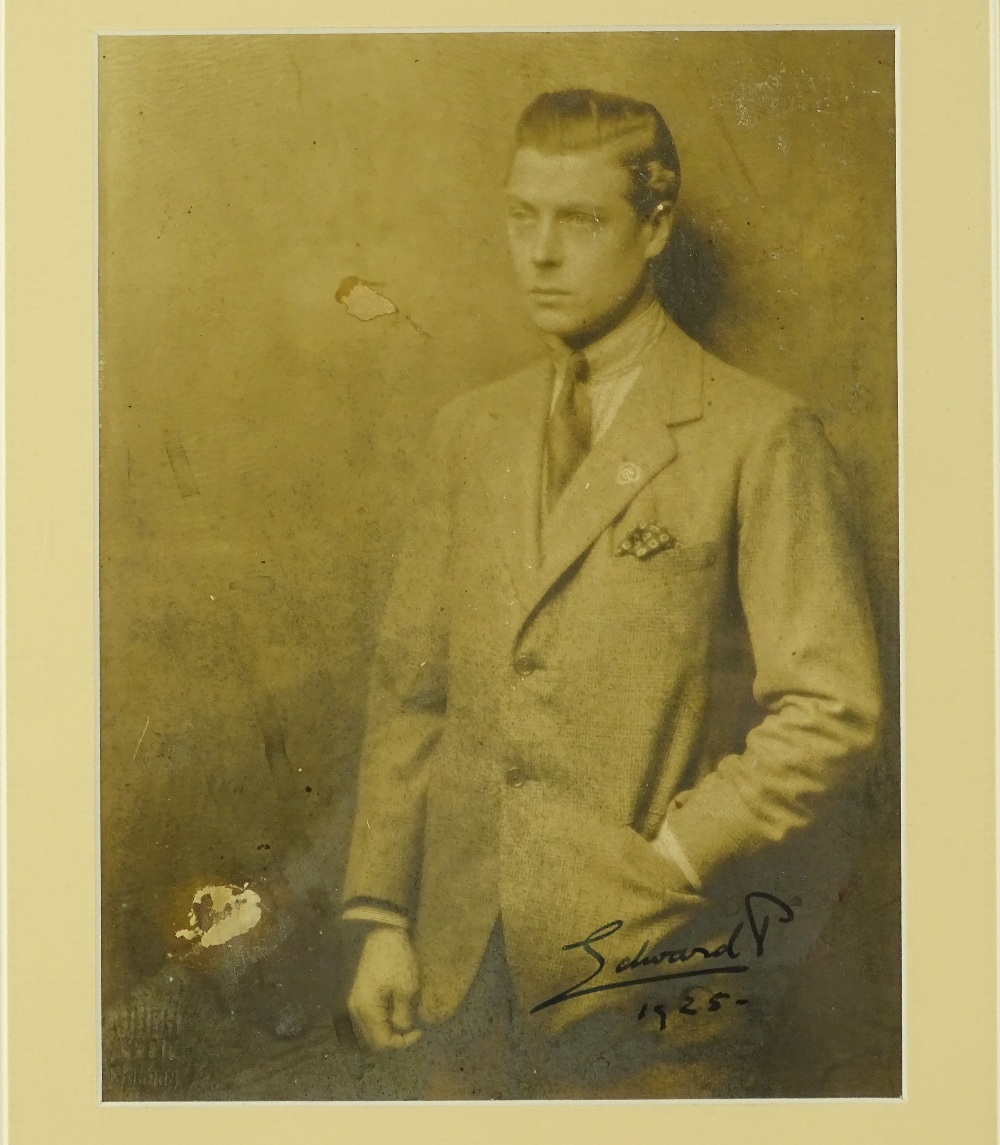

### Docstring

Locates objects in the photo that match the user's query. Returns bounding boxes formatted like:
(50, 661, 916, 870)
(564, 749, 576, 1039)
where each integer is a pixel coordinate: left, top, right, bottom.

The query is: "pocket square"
(615, 522, 678, 559)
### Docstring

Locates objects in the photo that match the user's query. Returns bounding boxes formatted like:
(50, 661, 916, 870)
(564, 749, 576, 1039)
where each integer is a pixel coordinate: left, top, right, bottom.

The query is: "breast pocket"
(609, 530, 720, 573)
(648, 540, 719, 572)
(604, 532, 724, 637)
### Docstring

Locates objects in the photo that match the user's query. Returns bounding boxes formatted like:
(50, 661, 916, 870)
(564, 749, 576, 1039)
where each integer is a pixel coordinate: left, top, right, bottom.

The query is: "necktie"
(545, 351, 591, 509)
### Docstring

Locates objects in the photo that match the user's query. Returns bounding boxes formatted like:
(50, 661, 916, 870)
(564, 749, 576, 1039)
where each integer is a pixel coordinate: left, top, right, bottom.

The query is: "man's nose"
(530, 219, 562, 266)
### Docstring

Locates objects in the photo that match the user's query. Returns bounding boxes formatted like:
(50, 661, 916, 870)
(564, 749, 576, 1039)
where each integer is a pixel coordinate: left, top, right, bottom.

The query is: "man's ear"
(643, 202, 675, 261)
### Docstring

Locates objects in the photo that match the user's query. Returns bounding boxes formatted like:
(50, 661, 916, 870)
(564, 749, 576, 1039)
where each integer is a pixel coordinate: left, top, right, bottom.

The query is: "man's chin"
(526, 304, 590, 340)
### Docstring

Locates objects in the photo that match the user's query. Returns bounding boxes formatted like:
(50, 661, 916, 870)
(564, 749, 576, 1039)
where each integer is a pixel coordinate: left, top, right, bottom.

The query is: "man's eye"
(508, 208, 534, 223)
(566, 211, 600, 226)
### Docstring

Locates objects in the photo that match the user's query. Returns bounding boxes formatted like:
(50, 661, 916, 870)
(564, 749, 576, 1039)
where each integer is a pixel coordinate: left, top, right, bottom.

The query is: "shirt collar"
(546, 297, 667, 385)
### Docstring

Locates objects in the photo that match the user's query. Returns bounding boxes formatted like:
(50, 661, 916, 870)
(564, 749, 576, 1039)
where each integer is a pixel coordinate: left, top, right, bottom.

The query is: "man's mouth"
(529, 288, 573, 299)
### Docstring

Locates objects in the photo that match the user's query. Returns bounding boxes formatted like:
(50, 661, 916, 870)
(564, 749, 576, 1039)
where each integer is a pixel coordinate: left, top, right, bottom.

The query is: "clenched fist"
(347, 926, 423, 1050)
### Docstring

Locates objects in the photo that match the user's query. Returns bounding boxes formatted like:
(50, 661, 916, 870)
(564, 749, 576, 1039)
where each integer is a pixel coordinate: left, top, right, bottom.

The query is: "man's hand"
(347, 925, 423, 1050)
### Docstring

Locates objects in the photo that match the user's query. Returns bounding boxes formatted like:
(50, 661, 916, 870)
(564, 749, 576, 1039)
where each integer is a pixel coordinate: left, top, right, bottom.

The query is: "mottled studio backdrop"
(98, 31, 898, 1099)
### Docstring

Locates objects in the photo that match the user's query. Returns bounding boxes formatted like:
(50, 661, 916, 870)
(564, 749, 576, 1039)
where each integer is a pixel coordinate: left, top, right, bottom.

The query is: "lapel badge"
(616, 522, 677, 559)
(615, 461, 642, 486)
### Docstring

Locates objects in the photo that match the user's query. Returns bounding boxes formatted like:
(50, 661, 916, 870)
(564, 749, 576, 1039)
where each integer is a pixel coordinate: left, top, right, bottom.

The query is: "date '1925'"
(637, 992, 750, 1029)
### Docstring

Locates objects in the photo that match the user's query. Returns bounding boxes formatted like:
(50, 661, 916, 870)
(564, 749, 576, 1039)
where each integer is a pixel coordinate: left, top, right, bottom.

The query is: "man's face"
(504, 145, 670, 342)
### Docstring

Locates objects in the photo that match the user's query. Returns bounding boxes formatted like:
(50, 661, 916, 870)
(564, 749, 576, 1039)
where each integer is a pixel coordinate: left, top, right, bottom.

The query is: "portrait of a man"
(99, 32, 899, 1101)
(342, 87, 883, 1099)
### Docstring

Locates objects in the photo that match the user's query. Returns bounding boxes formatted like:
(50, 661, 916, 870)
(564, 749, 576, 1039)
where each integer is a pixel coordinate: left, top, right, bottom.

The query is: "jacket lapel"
(530, 316, 705, 615)
(474, 358, 553, 611)
(471, 316, 706, 625)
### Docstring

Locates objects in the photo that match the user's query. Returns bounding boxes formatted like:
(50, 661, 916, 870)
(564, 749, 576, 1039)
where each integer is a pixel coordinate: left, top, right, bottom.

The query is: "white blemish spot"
(336, 276, 398, 321)
(175, 884, 263, 947)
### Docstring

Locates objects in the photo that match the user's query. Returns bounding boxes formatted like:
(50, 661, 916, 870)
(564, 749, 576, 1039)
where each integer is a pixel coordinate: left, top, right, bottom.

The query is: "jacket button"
(505, 766, 528, 788)
(513, 654, 540, 676)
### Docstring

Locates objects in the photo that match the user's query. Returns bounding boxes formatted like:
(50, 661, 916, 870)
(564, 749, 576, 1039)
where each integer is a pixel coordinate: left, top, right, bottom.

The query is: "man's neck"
(561, 277, 658, 353)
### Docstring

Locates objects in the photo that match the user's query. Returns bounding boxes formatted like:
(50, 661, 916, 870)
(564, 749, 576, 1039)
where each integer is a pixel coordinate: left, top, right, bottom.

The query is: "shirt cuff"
(341, 895, 411, 928)
(651, 819, 704, 891)
(342, 905, 410, 928)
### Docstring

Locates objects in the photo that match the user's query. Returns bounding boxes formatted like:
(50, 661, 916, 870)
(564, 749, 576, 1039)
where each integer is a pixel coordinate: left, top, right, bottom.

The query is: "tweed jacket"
(342, 313, 883, 1036)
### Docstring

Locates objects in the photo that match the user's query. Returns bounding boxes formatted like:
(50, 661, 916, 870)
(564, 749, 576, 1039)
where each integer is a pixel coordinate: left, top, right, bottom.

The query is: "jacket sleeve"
(340, 406, 457, 917)
(662, 404, 883, 888)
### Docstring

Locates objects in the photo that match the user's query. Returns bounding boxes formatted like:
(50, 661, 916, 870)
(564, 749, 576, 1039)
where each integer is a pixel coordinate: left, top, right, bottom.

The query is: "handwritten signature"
(530, 892, 795, 1014)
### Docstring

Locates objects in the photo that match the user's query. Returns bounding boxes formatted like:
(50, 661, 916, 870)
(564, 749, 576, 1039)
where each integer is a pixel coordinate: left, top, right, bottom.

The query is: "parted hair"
(513, 88, 682, 220)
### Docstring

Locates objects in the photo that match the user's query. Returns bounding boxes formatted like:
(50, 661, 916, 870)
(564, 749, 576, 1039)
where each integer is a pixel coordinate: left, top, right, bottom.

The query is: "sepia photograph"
(97, 29, 900, 1101)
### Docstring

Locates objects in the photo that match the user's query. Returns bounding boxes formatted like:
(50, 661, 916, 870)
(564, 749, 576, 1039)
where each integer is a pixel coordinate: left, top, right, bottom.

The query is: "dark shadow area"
(652, 209, 732, 350)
